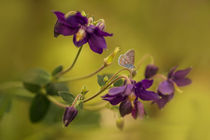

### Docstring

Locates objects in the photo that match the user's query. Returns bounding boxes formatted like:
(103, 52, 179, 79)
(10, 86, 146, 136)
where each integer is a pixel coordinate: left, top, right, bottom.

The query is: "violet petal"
(88, 34, 106, 54)
(132, 100, 144, 119)
(155, 93, 174, 109)
(119, 99, 132, 117)
(158, 80, 174, 95)
(145, 64, 159, 79)
(137, 90, 159, 101)
(173, 78, 192, 87)
(173, 67, 192, 79)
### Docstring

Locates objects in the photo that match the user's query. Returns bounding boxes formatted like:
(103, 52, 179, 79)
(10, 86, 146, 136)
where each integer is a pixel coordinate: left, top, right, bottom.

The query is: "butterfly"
(118, 49, 135, 69)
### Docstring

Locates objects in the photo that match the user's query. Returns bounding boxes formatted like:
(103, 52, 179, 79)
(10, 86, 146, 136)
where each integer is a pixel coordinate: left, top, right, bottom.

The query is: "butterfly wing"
(118, 49, 135, 69)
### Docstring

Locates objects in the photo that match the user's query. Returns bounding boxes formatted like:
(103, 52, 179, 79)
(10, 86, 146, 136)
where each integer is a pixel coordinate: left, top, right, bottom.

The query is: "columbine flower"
(145, 64, 159, 79)
(63, 106, 78, 127)
(54, 11, 88, 37)
(102, 79, 159, 118)
(155, 66, 192, 108)
(54, 11, 112, 54)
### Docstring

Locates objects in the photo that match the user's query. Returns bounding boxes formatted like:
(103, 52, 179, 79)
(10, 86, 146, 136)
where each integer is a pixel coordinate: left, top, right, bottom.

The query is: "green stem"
(105, 68, 132, 85)
(59, 64, 106, 82)
(71, 94, 82, 106)
(56, 46, 83, 78)
(83, 75, 129, 103)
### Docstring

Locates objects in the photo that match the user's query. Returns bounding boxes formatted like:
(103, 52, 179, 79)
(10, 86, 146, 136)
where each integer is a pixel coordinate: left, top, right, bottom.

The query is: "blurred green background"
(0, 0, 210, 140)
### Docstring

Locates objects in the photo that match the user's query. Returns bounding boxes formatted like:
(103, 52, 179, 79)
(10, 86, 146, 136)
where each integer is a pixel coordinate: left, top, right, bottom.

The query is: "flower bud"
(116, 117, 124, 130)
(81, 86, 89, 95)
(63, 106, 78, 127)
(145, 64, 158, 79)
(104, 47, 120, 66)
(88, 17, 94, 24)
(103, 76, 109, 82)
(81, 11, 87, 17)
(96, 19, 105, 30)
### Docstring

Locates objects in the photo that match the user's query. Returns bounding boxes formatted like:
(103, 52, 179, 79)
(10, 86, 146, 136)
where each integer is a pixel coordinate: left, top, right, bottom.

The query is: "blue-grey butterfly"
(118, 49, 135, 69)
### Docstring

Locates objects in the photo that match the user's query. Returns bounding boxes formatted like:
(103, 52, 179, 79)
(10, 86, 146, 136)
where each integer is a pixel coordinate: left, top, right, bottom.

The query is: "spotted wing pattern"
(118, 49, 135, 69)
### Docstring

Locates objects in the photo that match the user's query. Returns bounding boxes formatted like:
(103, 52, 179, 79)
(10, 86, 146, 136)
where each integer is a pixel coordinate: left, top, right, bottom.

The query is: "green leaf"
(0, 94, 12, 119)
(51, 65, 63, 76)
(113, 79, 124, 87)
(59, 91, 75, 104)
(23, 68, 51, 86)
(97, 74, 124, 87)
(45, 82, 69, 96)
(29, 94, 50, 123)
(23, 83, 41, 93)
(97, 74, 112, 87)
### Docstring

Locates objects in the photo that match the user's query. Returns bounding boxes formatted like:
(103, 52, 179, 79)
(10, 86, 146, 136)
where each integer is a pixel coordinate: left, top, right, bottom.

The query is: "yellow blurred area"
(0, 0, 210, 140)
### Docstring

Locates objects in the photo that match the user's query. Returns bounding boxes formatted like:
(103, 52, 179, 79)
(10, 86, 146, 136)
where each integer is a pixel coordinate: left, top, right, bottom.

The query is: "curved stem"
(71, 94, 82, 106)
(106, 68, 132, 85)
(83, 75, 129, 103)
(153, 74, 167, 80)
(56, 46, 83, 78)
(136, 54, 154, 70)
(59, 64, 106, 82)
(47, 96, 67, 108)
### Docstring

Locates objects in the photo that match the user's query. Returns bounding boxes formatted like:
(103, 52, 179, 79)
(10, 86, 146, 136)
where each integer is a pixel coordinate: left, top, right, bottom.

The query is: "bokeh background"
(0, 0, 210, 140)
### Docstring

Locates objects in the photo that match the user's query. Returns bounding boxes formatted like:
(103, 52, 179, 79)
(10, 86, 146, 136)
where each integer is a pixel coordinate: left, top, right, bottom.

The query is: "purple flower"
(54, 11, 88, 37)
(102, 79, 159, 118)
(135, 79, 160, 101)
(155, 66, 192, 109)
(63, 106, 78, 127)
(145, 64, 159, 79)
(54, 11, 112, 54)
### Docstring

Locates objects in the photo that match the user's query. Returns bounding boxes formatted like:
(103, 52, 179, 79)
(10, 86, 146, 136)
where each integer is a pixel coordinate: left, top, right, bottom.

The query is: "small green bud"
(104, 47, 120, 66)
(81, 86, 89, 95)
(81, 11, 87, 17)
(103, 76, 109, 82)
(116, 117, 124, 130)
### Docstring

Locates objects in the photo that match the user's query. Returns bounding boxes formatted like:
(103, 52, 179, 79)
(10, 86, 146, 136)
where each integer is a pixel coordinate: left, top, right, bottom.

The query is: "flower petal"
(119, 99, 132, 117)
(95, 28, 113, 37)
(54, 22, 79, 37)
(103, 94, 125, 105)
(108, 85, 127, 96)
(88, 34, 106, 54)
(132, 100, 144, 119)
(158, 80, 174, 95)
(154, 93, 174, 109)
(54, 11, 65, 21)
(173, 67, 192, 79)
(168, 66, 178, 79)
(124, 84, 134, 96)
(73, 34, 88, 47)
(137, 90, 159, 101)
(173, 78, 192, 87)
(135, 79, 153, 89)
(145, 64, 159, 79)
(66, 12, 88, 28)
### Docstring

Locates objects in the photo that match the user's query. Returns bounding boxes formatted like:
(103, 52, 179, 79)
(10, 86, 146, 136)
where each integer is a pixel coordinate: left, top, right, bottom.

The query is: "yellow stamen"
(76, 28, 86, 42)
(128, 93, 136, 107)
